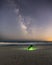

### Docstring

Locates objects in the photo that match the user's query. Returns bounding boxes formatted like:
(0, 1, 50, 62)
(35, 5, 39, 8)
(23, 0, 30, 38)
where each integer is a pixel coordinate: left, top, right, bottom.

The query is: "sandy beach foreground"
(0, 45, 52, 65)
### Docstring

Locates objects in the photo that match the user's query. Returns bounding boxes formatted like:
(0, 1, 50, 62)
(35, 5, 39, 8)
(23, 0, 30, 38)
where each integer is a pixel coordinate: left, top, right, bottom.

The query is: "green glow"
(18, 46, 38, 51)
(28, 47, 38, 51)
(28, 47, 34, 50)
(27, 45, 38, 51)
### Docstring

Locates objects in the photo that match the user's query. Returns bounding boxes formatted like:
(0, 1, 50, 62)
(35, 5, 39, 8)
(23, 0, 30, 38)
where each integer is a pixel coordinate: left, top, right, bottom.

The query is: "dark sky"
(0, 0, 52, 41)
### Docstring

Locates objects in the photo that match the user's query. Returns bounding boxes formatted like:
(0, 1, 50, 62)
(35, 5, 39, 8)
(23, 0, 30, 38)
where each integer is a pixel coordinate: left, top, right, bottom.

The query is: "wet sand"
(0, 46, 52, 65)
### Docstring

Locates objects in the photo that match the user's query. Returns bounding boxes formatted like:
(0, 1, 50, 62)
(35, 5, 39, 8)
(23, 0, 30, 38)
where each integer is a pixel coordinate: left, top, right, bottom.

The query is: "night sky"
(0, 0, 52, 41)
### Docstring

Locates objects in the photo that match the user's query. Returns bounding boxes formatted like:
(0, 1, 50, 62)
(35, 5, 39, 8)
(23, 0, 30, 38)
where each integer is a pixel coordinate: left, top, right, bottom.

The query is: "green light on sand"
(28, 47, 38, 51)
(19, 45, 38, 51)
(27, 45, 38, 51)
(28, 47, 34, 50)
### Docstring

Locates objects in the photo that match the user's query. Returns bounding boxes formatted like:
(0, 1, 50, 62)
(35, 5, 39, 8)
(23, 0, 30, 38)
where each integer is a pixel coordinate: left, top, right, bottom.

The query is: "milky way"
(0, 0, 52, 41)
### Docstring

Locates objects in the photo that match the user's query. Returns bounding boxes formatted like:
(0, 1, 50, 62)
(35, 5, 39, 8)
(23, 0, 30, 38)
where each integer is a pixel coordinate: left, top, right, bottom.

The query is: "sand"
(0, 46, 52, 65)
